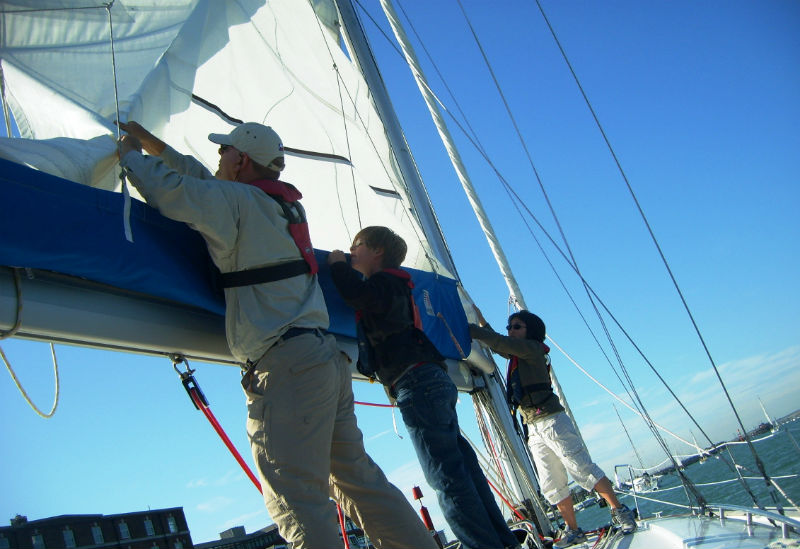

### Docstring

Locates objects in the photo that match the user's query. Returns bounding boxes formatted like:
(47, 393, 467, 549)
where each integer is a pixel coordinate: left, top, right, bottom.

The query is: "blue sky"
(2, 0, 799, 544)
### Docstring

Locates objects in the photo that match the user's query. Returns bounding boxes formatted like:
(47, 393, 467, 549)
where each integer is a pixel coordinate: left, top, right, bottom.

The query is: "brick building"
(0, 507, 193, 549)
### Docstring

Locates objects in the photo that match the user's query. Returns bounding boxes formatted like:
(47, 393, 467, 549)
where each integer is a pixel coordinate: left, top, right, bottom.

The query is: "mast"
(333, 0, 456, 277)
(374, 0, 583, 443)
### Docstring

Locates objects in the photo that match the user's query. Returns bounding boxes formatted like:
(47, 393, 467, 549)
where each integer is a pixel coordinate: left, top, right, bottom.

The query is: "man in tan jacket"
(117, 121, 437, 549)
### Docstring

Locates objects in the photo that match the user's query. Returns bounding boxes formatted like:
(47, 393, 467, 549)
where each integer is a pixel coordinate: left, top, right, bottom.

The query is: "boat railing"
(707, 503, 800, 538)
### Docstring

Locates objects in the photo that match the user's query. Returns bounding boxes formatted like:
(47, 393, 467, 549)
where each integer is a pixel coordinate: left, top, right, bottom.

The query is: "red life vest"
(382, 268, 423, 330)
(219, 179, 318, 288)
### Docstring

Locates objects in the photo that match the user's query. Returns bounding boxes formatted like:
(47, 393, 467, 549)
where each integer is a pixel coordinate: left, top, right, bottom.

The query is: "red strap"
(382, 268, 422, 330)
(188, 387, 263, 494)
(245, 178, 302, 201)
(507, 356, 518, 385)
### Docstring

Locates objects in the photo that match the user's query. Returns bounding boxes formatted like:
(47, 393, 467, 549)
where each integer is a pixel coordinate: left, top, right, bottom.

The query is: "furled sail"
(1, 0, 448, 271)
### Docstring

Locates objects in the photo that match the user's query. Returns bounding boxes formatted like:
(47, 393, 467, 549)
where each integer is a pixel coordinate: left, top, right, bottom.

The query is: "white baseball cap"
(208, 122, 284, 172)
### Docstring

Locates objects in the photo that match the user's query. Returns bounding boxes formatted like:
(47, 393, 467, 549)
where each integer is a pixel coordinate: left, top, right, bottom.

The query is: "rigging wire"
(531, 0, 784, 513)
(613, 404, 645, 470)
(450, 0, 707, 510)
(348, 0, 458, 276)
(358, 0, 751, 485)
(306, 1, 361, 238)
(104, 1, 133, 244)
(373, 0, 660, 440)
(323, 0, 446, 274)
(362, 0, 783, 513)
(0, 64, 13, 137)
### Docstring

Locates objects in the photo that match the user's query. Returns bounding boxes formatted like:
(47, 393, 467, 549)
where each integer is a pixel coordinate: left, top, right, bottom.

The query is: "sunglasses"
(219, 144, 233, 153)
(506, 324, 525, 331)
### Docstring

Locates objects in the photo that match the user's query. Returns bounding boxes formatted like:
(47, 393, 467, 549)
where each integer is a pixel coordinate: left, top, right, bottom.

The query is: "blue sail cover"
(0, 158, 469, 360)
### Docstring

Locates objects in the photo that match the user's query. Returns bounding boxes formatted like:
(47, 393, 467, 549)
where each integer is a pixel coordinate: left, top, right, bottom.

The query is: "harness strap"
(221, 179, 318, 288)
(522, 382, 552, 393)
(383, 268, 422, 329)
(220, 259, 309, 288)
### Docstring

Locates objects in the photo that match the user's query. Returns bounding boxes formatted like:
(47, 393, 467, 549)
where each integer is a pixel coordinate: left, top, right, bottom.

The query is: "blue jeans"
(394, 363, 519, 549)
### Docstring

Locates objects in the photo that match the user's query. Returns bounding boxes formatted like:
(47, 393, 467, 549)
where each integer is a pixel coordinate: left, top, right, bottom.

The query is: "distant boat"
(613, 465, 662, 494)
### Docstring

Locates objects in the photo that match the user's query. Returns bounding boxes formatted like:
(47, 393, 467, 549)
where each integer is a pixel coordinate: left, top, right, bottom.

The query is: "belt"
(281, 326, 324, 341)
(241, 327, 326, 390)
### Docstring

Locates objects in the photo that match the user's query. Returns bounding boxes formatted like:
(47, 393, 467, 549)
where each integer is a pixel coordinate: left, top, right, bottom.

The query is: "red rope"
(590, 528, 606, 548)
(486, 476, 525, 521)
(336, 503, 350, 549)
(189, 388, 262, 494)
(354, 400, 395, 408)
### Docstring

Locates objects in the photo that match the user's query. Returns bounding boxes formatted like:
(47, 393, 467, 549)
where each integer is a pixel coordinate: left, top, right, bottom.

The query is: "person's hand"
(117, 134, 142, 160)
(473, 304, 487, 327)
(115, 120, 166, 155)
(327, 250, 347, 265)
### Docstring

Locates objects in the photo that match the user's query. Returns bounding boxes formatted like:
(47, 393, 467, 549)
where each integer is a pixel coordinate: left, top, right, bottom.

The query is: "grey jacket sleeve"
(469, 323, 542, 361)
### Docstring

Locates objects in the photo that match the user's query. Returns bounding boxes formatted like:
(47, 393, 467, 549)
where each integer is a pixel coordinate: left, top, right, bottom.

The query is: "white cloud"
(221, 509, 269, 530)
(196, 496, 235, 513)
(187, 478, 209, 489)
(366, 429, 394, 442)
(214, 469, 246, 487)
(577, 345, 800, 474)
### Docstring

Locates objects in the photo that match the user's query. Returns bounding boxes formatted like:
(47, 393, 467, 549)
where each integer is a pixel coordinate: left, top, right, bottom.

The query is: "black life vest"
(219, 179, 319, 288)
(355, 269, 444, 386)
(506, 342, 554, 409)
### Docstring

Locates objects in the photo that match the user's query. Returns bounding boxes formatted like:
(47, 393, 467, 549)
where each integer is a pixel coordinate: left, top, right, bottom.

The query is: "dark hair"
(251, 157, 284, 180)
(354, 226, 407, 269)
(508, 310, 546, 342)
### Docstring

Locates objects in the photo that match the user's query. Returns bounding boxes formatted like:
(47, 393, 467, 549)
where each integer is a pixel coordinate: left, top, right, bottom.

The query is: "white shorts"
(527, 411, 605, 504)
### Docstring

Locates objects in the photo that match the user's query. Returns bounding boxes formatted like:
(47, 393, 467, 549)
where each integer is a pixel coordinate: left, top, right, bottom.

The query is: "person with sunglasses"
(469, 308, 636, 548)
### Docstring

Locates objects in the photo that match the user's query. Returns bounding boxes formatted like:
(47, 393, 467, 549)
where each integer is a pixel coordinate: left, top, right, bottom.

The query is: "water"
(573, 422, 800, 530)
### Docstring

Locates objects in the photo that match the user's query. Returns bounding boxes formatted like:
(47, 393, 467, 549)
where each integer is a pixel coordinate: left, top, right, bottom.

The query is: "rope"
(1, 342, 60, 418)
(353, 399, 403, 438)
(616, 490, 694, 510)
(336, 503, 350, 549)
(354, 400, 394, 408)
(486, 476, 526, 522)
(172, 356, 262, 493)
(436, 312, 466, 359)
(104, 1, 133, 243)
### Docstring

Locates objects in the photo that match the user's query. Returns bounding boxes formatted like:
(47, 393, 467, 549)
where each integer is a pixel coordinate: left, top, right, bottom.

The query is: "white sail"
(0, 0, 450, 274)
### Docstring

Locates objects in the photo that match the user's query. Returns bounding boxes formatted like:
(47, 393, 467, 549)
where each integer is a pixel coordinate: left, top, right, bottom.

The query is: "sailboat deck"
(597, 513, 799, 549)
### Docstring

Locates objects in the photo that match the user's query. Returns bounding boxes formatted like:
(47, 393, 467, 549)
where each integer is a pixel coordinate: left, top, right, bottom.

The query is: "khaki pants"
(245, 332, 437, 549)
